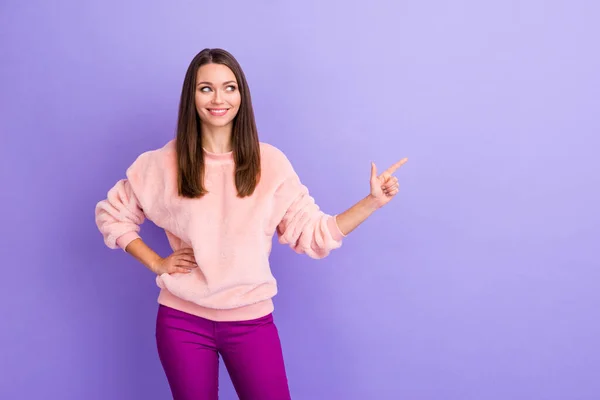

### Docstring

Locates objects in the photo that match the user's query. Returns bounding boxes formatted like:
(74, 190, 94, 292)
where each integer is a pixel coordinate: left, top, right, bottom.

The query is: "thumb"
(370, 162, 377, 181)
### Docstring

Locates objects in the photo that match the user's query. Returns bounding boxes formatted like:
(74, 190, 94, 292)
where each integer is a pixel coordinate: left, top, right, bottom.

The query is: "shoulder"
(259, 142, 295, 174)
(126, 139, 176, 182)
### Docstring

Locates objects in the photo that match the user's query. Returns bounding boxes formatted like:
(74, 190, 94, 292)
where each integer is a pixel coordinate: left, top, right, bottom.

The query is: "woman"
(95, 48, 407, 400)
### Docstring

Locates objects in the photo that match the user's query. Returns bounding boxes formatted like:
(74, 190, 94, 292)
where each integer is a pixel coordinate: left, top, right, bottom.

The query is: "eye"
(199, 86, 212, 92)
(225, 85, 237, 92)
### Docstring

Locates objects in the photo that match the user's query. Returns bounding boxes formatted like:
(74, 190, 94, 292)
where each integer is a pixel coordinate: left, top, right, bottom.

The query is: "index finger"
(383, 158, 408, 175)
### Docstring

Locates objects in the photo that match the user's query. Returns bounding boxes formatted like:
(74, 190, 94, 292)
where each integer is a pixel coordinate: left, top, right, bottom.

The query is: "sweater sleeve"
(275, 173, 346, 259)
(95, 178, 145, 251)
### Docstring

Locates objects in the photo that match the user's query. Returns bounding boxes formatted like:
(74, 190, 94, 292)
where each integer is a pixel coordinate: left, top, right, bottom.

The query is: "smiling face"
(194, 63, 241, 130)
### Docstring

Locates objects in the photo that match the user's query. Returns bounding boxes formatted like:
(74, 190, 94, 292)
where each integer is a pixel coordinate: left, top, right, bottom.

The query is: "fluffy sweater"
(95, 140, 345, 321)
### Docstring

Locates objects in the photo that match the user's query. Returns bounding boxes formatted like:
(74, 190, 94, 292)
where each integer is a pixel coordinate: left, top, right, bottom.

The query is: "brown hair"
(175, 48, 261, 198)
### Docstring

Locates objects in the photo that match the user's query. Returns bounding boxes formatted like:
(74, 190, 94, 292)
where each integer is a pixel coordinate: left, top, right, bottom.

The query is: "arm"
(334, 195, 380, 236)
(95, 179, 145, 250)
(275, 176, 344, 259)
(95, 179, 197, 275)
(274, 151, 407, 258)
(94, 178, 159, 273)
(335, 158, 409, 236)
(120, 238, 162, 274)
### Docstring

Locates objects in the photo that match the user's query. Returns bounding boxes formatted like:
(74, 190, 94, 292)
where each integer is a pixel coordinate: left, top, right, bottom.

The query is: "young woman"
(95, 48, 407, 400)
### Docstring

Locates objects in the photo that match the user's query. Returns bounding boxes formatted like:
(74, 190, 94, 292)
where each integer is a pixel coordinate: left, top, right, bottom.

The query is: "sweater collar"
(203, 148, 234, 163)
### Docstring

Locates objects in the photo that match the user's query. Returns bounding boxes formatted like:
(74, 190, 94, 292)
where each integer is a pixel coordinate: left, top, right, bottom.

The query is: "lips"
(207, 108, 229, 117)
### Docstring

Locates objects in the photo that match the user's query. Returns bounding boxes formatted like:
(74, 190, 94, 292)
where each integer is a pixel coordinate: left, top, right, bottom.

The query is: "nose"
(212, 89, 224, 104)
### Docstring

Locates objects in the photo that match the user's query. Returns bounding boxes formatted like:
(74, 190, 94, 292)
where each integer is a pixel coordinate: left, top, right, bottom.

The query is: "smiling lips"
(207, 108, 229, 117)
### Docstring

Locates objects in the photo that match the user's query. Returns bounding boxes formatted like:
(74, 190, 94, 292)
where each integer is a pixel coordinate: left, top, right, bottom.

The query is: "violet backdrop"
(1, 0, 599, 399)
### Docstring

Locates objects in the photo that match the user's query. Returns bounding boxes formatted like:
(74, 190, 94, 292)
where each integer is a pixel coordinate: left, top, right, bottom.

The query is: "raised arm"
(335, 158, 408, 235)
(274, 174, 345, 259)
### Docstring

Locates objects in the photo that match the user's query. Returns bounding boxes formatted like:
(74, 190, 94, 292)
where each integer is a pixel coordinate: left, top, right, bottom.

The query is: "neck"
(201, 123, 233, 154)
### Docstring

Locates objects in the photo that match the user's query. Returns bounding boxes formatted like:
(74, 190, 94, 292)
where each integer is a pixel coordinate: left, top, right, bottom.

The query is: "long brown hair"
(175, 48, 261, 198)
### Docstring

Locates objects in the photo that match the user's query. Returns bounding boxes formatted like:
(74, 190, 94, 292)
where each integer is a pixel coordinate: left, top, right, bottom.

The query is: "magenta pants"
(155, 304, 292, 400)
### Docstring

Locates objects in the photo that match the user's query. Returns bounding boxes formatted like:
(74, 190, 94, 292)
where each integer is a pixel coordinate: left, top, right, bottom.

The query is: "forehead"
(196, 63, 237, 83)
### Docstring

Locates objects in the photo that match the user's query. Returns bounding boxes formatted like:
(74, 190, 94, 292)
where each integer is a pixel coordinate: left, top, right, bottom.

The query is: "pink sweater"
(95, 140, 345, 321)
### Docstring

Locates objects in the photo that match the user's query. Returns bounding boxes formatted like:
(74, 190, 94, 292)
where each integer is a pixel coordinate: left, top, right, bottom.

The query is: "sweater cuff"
(328, 215, 346, 241)
(116, 232, 141, 251)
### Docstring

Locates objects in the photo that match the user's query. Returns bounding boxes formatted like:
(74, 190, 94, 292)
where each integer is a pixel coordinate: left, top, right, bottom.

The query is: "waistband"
(157, 289, 275, 322)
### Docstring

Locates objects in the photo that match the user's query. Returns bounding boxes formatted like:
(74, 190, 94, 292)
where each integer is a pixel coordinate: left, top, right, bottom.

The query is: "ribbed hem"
(116, 232, 141, 251)
(329, 215, 347, 240)
(157, 289, 275, 322)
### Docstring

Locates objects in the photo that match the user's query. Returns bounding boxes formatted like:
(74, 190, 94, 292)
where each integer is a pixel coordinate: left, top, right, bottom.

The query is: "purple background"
(1, 1, 599, 399)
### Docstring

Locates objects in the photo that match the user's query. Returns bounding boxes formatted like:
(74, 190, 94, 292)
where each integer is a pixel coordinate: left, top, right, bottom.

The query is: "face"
(195, 63, 241, 129)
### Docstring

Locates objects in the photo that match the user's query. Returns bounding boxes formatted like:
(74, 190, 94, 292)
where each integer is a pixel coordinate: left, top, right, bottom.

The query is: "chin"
(210, 118, 234, 127)
(200, 119, 233, 129)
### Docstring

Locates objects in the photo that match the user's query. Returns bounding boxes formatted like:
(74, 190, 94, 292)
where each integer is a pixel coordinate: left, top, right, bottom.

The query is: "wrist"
(149, 256, 163, 275)
(365, 194, 383, 211)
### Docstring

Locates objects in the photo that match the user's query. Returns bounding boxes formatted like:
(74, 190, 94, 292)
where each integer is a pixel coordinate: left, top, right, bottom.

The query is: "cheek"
(230, 92, 241, 108)
(231, 95, 241, 116)
(194, 93, 203, 110)
(194, 95, 211, 122)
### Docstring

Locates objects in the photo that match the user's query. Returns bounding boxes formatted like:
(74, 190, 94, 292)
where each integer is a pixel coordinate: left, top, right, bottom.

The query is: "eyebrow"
(197, 80, 237, 86)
